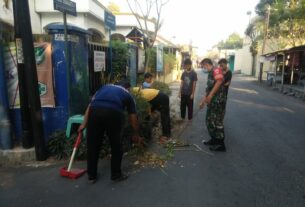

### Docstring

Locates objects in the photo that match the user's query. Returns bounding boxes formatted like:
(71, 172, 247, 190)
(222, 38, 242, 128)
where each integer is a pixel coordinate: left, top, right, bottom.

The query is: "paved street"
(1, 71, 305, 207)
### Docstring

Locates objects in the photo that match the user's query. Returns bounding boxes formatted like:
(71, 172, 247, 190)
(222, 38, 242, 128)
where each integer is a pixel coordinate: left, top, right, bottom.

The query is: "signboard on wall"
(94, 51, 106, 72)
(4, 42, 55, 108)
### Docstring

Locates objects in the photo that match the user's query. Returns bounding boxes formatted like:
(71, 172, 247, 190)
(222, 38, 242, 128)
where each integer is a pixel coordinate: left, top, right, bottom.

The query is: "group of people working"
(78, 57, 232, 183)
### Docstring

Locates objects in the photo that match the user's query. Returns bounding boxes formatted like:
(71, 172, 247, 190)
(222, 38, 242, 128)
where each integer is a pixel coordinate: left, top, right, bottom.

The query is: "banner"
(4, 42, 55, 108)
(35, 43, 55, 107)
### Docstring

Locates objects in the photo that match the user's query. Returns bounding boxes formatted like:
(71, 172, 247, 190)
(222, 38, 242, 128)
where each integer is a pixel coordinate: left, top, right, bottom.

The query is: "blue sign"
(156, 45, 163, 72)
(54, 0, 77, 16)
(104, 11, 116, 31)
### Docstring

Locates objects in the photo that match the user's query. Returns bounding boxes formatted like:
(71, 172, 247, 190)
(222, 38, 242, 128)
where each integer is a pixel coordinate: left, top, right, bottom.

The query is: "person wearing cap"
(134, 87, 171, 143)
(78, 80, 142, 183)
(199, 58, 226, 152)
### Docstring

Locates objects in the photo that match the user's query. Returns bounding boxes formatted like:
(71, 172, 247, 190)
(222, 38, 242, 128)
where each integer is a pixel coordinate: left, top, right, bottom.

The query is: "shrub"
(147, 48, 157, 72)
(111, 40, 129, 78)
(47, 93, 153, 160)
(151, 81, 172, 96)
(47, 131, 89, 160)
(164, 53, 177, 75)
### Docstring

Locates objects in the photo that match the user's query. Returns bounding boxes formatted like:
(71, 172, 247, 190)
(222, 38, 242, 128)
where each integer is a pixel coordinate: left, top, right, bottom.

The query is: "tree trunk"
(251, 53, 257, 77)
(144, 48, 150, 72)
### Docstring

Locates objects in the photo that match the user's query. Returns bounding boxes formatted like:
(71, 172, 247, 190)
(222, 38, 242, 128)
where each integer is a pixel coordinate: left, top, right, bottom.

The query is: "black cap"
(115, 80, 131, 89)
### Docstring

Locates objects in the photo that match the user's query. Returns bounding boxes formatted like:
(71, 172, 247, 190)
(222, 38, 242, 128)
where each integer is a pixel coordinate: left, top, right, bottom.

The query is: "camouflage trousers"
(206, 101, 226, 140)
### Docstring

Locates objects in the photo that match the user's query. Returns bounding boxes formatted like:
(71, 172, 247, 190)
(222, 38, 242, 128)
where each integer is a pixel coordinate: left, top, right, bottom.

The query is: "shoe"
(111, 173, 128, 182)
(209, 144, 226, 152)
(88, 176, 97, 184)
(203, 139, 217, 146)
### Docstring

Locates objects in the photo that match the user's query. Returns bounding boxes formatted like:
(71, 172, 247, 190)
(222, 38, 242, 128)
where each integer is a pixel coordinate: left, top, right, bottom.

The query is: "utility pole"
(246, 11, 252, 25)
(259, 5, 271, 83)
(12, 0, 33, 149)
(12, 0, 47, 160)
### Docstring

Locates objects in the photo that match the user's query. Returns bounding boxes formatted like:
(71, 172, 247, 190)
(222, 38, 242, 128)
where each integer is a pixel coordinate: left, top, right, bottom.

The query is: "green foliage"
(147, 48, 157, 72)
(151, 81, 172, 96)
(164, 53, 176, 75)
(47, 94, 153, 160)
(245, 18, 264, 55)
(253, 0, 305, 48)
(47, 131, 88, 160)
(255, 0, 275, 16)
(112, 40, 129, 77)
(130, 90, 151, 122)
(217, 33, 243, 49)
(137, 74, 145, 85)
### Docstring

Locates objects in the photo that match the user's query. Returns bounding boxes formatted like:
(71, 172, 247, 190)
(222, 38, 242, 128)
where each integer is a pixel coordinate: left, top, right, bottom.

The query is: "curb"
(0, 147, 36, 167)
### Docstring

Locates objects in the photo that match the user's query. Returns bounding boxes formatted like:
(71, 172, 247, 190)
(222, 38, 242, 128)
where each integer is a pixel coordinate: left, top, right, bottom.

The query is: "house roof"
(126, 27, 144, 42)
(263, 45, 305, 57)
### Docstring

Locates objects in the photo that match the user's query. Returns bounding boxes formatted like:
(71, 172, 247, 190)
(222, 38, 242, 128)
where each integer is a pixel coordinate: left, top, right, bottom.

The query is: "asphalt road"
(1, 71, 305, 207)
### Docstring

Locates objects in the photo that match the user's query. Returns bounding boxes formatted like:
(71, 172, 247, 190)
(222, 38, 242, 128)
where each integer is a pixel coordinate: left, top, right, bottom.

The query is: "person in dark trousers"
(78, 80, 142, 183)
(200, 58, 226, 152)
(179, 58, 198, 120)
(137, 87, 171, 143)
(218, 58, 232, 107)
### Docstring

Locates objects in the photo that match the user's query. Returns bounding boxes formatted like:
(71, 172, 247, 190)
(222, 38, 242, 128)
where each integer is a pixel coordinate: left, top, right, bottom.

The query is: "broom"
(59, 132, 86, 179)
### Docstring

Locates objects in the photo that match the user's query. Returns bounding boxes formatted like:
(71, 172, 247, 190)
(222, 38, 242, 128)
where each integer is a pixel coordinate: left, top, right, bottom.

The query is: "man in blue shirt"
(78, 80, 142, 183)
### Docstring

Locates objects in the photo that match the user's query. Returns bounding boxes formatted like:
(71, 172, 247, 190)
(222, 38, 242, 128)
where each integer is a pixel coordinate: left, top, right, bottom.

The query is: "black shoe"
(203, 139, 217, 146)
(88, 176, 97, 184)
(111, 173, 128, 182)
(209, 144, 226, 152)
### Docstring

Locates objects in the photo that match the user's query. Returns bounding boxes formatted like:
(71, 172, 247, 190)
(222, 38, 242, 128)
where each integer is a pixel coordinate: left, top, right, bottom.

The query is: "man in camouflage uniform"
(200, 58, 226, 152)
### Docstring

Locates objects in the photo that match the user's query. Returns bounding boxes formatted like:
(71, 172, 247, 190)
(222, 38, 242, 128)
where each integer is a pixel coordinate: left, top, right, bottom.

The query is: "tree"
(126, 0, 169, 72)
(255, 0, 305, 49)
(217, 33, 244, 50)
(255, 0, 275, 16)
(245, 17, 264, 76)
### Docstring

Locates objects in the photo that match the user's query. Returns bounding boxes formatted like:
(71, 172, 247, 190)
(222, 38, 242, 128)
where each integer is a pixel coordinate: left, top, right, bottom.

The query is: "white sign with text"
(94, 51, 106, 72)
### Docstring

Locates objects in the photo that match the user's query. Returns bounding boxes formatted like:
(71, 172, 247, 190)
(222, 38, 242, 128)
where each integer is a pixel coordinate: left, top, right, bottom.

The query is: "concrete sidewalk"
(0, 78, 183, 167)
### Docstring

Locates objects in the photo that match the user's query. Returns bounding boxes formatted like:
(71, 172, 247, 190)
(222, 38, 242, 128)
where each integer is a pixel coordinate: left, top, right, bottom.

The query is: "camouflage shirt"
(206, 67, 226, 104)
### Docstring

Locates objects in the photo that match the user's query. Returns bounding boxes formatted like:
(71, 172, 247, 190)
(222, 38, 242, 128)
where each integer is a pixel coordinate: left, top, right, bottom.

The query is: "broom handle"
(67, 148, 77, 172)
(67, 133, 82, 172)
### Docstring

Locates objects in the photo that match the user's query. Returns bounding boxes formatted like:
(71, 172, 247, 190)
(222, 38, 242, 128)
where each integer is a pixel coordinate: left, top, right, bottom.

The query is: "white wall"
(35, 0, 108, 35)
(0, 0, 14, 26)
(29, 0, 42, 34)
(0, 0, 41, 34)
(40, 13, 86, 33)
(116, 14, 155, 32)
(35, 0, 89, 13)
(115, 26, 134, 36)
(85, 14, 107, 39)
(234, 44, 252, 75)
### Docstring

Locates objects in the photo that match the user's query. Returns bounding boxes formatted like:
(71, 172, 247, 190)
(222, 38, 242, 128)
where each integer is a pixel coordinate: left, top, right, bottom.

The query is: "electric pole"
(12, 0, 47, 160)
(259, 5, 271, 83)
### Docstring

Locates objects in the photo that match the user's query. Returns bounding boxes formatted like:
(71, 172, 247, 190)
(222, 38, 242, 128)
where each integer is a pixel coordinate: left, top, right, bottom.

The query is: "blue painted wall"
(0, 43, 12, 149)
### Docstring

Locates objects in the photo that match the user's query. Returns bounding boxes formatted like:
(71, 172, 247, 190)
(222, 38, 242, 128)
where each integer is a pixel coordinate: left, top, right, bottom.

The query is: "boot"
(209, 139, 226, 152)
(203, 138, 217, 146)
